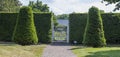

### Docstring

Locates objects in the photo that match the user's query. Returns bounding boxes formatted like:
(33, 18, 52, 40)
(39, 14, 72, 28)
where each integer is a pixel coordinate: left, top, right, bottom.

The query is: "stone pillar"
(67, 25, 69, 43)
(52, 21, 54, 42)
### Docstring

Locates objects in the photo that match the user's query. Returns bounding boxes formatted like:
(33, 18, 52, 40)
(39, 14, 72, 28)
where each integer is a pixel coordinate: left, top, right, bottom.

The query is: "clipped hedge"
(0, 13, 52, 43)
(69, 13, 120, 44)
(69, 13, 87, 44)
(34, 13, 52, 43)
(0, 13, 17, 41)
(102, 13, 120, 44)
(13, 6, 38, 45)
(83, 7, 106, 47)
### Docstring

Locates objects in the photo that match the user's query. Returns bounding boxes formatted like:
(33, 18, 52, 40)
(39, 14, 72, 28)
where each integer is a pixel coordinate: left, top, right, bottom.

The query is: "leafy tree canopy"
(28, 0, 49, 13)
(0, 0, 22, 13)
(102, 0, 120, 11)
(56, 14, 69, 20)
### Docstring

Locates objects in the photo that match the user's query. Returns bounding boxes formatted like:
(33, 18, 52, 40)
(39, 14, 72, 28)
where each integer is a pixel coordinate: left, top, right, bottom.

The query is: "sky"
(19, 0, 119, 15)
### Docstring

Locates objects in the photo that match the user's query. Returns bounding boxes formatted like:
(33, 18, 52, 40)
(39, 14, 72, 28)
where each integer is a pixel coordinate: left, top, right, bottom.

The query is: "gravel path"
(42, 42, 77, 57)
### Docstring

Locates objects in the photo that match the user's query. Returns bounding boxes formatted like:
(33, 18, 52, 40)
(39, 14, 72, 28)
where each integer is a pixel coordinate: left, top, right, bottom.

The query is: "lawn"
(71, 45, 120, 57)
(54, 31, 66, 41)
(0, 42, 46, 57)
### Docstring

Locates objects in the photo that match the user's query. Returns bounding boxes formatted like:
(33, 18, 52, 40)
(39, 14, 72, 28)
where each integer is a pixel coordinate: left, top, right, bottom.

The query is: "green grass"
(0, 42, 46, 57)
(54, 31, 66, 41)
(71, 45, 120, 57)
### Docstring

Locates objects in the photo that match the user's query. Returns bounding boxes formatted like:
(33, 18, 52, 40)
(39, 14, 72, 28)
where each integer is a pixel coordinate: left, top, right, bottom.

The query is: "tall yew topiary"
(83, 6, 106, 47)
(12, 6, 38, 45)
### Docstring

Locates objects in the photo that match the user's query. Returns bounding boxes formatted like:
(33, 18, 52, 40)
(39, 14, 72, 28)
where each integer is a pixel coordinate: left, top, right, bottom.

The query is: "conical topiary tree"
(12, 6, 38, 45)
(83, 6, 106, 47)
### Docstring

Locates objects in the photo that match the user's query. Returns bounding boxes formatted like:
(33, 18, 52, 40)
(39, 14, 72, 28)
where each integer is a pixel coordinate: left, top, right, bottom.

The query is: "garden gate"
(52, 20, 69, 43)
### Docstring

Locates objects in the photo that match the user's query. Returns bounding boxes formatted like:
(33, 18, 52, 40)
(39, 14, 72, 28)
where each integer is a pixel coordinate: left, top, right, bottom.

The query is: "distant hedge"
(69, 14, 87, 44)
(69, 13, 120, 44)
(34, 13, 52, 43)
(0, 13, 52, 43)
(102, 13, 120, 44)
(0, 13, 17, 41)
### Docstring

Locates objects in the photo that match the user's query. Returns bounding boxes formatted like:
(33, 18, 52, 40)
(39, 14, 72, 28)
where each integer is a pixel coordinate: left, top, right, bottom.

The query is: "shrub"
(102, 13, 120, 44)
(83, 6, 106, 47)
(0, 13, 17, 41)
(69, 14, 87, 44)
(12, 6, 38, 45)
(34, 13, 52, 43)
(69, 13, 120, 44)
(0, 13, 52, 43)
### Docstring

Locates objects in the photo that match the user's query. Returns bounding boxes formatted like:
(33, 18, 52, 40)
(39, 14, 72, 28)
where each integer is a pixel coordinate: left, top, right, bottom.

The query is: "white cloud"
(50, 6, 64, 14)
(90, 2, 116, 12)
(19, 0, 38, 6)
(45, 0, 118, 15)
(19, 0, 29, 6)
(46, 0, 83, 14)
(19, 0, 120, 15)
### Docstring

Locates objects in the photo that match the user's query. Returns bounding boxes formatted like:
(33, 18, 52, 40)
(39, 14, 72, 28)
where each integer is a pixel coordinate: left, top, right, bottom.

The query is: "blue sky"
(19, 0, 119, 15)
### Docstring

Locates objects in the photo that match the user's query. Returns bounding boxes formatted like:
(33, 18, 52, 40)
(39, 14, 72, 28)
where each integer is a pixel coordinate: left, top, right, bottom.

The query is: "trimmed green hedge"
(83, 7, 106, 47)
(102, 13, 120, 44)
(34, 13, 52, 43)
(69, 13, 120, 44)
(69, 13, 87, 44)
(13, 6, 38, 45)
(0, 13, 52, 43)
(0, 13, 17, 41)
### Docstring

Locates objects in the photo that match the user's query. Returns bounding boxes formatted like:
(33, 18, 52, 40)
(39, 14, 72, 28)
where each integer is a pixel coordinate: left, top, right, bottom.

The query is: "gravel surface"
(42, 42, 77, 57)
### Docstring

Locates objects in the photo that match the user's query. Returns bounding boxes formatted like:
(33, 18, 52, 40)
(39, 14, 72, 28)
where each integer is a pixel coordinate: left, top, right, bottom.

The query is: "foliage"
(28, 0, 49, 13)
(100, 10, 105, 13)
(57, 14, 69, 19)
(72, 46, 120, 57)
(83, 6, 106, 47)
(0, 13, 17, 41)
(102, 0, 120, 11)
(34, 13, 52, 43)
(69, 13, 120, 44)
(102, 13, 120, 44)
(12, 6, 38, 45)
(54, 31, 66, 41)
(102, 0, 119, 3)
(53, 14, 58, 26)
(0, 0, 21, 13)
(69, 13, 87, 44)
(0, 13, 120, 44)
(0, 13, 52, 43)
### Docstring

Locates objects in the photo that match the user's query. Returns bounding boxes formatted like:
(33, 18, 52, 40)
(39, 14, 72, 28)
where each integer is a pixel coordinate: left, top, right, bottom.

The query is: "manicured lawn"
(0, 42, 46, 57)
(71, 45, 120, 57)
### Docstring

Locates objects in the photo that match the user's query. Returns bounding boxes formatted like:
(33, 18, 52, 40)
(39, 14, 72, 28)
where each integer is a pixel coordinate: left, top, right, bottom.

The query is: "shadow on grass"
(107, 44, 120, 47)
(0, 41, 17, 46)
(0, 41, 44, 46)
(85, 50, 120, 57)
(50, 42, 71, 46)
(69, 46, 85, 50)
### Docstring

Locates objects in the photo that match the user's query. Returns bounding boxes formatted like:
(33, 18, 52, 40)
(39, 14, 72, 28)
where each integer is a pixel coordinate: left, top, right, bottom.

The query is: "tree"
(83, 6, 106, 47)
(102, 0, 120, 11)
(12, 6, 38, 45)
(100, 10, 105, 13)
(56, 14, 69, 19)
(0, 0, 21, 13)
(53, 14, 58, 26)
(28, 0, 49, 13)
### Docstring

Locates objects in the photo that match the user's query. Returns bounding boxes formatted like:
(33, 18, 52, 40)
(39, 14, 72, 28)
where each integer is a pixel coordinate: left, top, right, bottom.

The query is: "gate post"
(52, 21, 54, 42)
(67, 25, 69, 43)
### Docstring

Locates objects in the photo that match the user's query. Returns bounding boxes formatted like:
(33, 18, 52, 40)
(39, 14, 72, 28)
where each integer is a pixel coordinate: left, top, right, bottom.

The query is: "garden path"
(42, 42, 76, 57)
